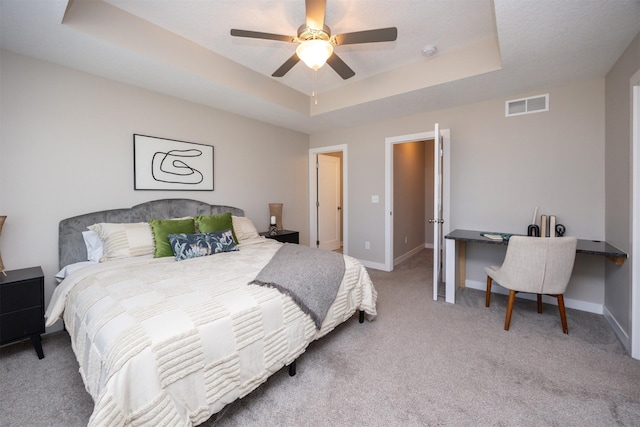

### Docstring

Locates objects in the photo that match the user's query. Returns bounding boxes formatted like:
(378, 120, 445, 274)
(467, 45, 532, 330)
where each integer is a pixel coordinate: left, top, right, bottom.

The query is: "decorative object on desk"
(549, 215, 557, 238)
(269, 203, 283, 231)
(0, 215, 5, 275)
(540, 214, 548, 237)
(527, 206, 540, 237)
(555, 224, 566, 237)
(269, 215, 277, 236)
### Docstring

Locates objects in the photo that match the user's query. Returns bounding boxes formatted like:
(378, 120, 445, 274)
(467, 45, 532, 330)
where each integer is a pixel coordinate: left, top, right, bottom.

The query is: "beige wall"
(604, 31, 640, 347)
(311, 77, 607, 310)
(0, 50, 310, 332)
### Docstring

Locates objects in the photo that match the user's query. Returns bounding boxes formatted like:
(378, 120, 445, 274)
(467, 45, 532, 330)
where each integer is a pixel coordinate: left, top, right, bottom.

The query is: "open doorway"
(309, 145, 348, 254)
(317, 152, 343, 251)
(385, 129, 451, 273)
(392, 139, 433, 265)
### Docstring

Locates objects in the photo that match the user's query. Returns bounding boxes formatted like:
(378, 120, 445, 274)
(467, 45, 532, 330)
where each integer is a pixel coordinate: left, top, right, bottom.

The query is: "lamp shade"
(296, 40, 334, 70)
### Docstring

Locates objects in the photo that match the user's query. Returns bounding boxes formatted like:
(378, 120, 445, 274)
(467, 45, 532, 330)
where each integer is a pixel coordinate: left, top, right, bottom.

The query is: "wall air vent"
(505, 94, 549, 117)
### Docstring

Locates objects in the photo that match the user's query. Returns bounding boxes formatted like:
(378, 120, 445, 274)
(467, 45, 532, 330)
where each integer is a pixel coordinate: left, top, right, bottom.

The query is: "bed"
(45, 199, 377, 427)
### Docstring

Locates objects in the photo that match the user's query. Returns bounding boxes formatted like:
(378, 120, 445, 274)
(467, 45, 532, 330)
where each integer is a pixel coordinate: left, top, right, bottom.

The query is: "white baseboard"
(424, 242, 434, 249)
(465, 280, 604, 314)
(394, 245, 425, 266)
(603, 305, 631, 353)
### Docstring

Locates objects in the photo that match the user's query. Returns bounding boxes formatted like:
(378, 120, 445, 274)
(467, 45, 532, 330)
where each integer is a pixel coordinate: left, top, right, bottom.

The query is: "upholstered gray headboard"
(59, 199, 244, 269)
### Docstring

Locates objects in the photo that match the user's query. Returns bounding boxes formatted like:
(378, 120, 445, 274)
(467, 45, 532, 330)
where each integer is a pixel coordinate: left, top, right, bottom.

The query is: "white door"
(318, 154, 341, 250)
(431, 123, 444, 301)
(631, 72, 640, 360)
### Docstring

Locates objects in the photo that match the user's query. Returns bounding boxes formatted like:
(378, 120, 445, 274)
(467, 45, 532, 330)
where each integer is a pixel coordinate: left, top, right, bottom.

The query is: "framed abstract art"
(133, 134, 214, 191)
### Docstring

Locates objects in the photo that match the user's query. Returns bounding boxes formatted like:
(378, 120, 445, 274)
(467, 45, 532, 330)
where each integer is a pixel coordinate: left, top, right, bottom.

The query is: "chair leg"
(537, 294, 543, 313)
(485, 276, 492, 307)
(504, 290, 516, 331)
(557, 294, 568, 334)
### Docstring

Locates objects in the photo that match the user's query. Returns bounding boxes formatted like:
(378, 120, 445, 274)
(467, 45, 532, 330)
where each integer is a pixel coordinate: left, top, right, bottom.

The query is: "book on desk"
(480, 232, 513, 242)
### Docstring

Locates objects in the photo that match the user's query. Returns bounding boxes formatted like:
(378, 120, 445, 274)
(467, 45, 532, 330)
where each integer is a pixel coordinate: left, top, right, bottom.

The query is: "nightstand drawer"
(0, 280, 42, 313)
(0, 307, 44, 344)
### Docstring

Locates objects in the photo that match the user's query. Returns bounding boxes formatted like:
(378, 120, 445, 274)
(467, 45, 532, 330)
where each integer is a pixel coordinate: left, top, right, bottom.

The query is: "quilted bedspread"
(45, 238, 376, 427)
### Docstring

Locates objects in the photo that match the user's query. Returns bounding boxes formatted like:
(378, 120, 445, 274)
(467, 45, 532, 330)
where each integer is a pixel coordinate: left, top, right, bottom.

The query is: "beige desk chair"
(484, 236, 578, 334)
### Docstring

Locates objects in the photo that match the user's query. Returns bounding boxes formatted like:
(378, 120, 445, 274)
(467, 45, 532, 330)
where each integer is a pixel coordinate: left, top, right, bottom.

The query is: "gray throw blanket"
(249, 244, 345, 329)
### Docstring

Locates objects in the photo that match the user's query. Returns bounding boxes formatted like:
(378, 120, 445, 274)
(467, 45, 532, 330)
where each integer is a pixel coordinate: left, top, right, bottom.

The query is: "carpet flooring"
(1, 249, 639, 426)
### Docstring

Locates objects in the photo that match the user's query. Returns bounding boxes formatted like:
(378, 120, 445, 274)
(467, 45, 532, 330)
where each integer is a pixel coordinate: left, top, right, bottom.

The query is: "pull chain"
(312, 69, 318, 106)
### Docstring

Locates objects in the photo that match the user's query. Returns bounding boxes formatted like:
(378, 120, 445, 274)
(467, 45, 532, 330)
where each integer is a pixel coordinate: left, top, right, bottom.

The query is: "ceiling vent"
(505, 94, 549, 117)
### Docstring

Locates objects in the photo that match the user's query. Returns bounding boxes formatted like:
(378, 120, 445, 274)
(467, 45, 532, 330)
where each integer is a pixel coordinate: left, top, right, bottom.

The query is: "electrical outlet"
(365, 241, 370, 250)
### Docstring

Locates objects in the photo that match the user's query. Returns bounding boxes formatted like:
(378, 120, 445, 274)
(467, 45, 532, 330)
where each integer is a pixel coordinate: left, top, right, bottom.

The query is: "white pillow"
(55, 261, 97, 282)
(88, 222, 154, 262)
(232, 216, 260, 241)
(82, 230, 104, 262)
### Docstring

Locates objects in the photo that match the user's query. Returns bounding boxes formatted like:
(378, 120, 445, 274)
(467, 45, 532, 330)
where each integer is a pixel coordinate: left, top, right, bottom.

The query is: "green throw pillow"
(194, 212, 237, 243)
(149, 218, 196, 258)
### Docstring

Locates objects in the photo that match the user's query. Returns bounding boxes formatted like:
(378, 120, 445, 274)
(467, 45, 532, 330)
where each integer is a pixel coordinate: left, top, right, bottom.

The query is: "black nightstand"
(0, 266, 45, 359)
(260, 230, 299, 244)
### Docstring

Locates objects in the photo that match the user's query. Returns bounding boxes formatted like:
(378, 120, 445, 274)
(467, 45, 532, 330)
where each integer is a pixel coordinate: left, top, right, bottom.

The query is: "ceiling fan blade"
(272, 54, 300, 77)
(305, 0, 326, 30)
(326, 53, 355, 80)
(230, 29, 296, 43)
(333, 27, 398, 45)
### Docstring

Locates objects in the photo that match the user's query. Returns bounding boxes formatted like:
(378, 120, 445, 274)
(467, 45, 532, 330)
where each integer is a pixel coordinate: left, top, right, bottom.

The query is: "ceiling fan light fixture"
(296, 39, 334, 70)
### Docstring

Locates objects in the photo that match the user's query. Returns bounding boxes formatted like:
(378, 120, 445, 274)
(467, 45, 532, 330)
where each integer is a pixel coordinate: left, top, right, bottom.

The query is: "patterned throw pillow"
(168, 229, 238, 261)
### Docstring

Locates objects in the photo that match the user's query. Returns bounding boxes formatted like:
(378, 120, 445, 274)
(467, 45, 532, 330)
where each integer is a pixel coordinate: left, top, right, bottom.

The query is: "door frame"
(309, 145, 348, 254)
(385, 129, 451, 272)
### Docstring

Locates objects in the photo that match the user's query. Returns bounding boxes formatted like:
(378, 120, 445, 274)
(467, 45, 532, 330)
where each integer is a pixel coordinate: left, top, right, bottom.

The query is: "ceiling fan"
(230, 0, 397, 80)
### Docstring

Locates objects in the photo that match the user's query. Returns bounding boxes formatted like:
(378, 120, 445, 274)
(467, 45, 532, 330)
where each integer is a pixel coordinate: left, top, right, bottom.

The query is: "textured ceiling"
(1, 0, 639, 134)
(103, 0, 498, 94)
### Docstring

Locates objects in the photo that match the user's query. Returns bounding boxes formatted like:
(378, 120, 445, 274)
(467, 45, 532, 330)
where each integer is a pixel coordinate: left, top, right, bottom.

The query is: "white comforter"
(45, 238, 377, 427)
